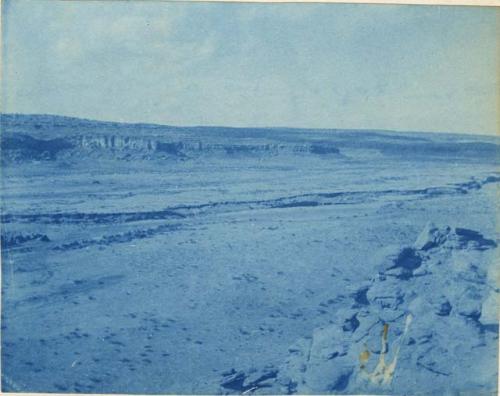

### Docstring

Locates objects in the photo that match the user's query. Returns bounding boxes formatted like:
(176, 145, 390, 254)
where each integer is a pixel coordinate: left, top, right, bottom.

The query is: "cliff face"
(2, 131, 342, 162)
(78, 135, 158, 151)
(1, 114, 498, 164)
(76, 136, 340, 157)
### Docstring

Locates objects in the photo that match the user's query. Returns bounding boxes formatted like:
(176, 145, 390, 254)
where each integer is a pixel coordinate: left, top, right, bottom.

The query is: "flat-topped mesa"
(77, 136, 342, 156)
(2, 131, 344, 162)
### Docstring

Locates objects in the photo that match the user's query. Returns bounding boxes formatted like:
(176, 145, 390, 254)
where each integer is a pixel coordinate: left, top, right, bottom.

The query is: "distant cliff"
(1, 113, 498, 163)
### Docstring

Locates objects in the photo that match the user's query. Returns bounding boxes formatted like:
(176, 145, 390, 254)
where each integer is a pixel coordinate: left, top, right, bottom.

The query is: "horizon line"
(1, 111, 497, 139)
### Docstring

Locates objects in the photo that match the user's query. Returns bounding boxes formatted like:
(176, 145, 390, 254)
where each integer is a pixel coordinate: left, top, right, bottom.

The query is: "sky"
(1, 1, 498, 135)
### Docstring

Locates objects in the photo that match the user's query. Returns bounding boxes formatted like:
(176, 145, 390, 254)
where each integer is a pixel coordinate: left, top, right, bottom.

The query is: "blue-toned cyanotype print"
(1, 1, 498, 394)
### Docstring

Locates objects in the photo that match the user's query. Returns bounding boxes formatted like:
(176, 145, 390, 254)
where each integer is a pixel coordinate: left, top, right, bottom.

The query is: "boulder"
(480, 292, 499, 325)
(414, 222, 451, 251)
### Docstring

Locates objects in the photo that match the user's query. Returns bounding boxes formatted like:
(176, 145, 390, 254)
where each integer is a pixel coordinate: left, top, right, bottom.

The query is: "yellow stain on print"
(359, 314, 413, 387)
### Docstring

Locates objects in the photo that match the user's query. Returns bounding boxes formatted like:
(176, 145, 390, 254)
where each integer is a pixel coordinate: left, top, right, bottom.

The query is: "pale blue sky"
(2, 1, 498, 135)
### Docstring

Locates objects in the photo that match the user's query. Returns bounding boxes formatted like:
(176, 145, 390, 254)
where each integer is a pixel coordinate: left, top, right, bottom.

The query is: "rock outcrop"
(219, 223, 498, 395)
